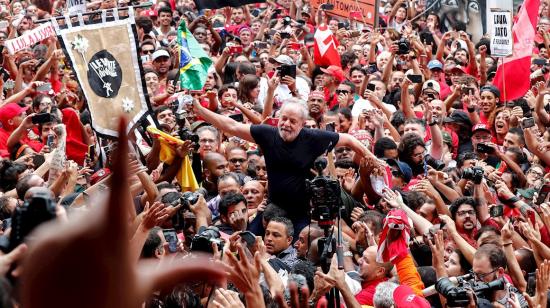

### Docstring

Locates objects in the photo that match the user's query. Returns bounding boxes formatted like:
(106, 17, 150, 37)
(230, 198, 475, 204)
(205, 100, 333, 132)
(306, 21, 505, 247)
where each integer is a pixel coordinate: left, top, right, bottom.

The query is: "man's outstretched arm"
(337, 133, 376, 159)
(193, 100, 254, 143)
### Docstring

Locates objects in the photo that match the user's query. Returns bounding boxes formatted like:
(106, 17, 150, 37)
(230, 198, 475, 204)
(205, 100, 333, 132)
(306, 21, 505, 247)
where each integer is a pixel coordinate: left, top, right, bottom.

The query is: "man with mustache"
(193, 98, 373, 238)
(449, 197, 479, 247)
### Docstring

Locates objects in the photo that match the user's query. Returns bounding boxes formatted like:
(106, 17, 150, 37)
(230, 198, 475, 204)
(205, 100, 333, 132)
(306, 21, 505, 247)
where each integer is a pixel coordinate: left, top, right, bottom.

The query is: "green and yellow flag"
(177, 20, 212, 90)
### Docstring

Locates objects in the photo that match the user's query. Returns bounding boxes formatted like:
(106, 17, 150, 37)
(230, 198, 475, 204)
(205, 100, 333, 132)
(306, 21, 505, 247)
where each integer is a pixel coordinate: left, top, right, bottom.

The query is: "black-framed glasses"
(335, 89, 349, 95)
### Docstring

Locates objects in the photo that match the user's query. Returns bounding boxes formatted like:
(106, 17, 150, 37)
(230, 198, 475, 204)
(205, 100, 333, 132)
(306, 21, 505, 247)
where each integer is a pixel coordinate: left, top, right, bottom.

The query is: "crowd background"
(1, 0, 550, 307)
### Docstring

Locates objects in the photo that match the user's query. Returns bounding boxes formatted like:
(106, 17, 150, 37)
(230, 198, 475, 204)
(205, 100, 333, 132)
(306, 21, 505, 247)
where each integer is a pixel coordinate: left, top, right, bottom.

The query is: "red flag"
(376, 209, 412, 263)
(313, 24, 341, 67)
(493, 0, 540, 101)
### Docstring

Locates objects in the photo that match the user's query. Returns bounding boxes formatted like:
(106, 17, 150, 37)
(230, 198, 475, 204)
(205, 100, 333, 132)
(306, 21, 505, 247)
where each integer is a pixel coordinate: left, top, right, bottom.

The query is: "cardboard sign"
(67, 0, 86, 14)
(5, 23, 55, 54)
(310, 0, 378, 28)
(489, 9, 513, 57)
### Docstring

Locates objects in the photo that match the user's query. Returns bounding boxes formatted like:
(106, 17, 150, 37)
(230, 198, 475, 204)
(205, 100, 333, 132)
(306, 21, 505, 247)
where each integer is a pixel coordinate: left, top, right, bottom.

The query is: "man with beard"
(193, 98, 372, 238)
(448, 197, 479, 247)
(151, 49, 172, 90)
(307, 90, 326, 127)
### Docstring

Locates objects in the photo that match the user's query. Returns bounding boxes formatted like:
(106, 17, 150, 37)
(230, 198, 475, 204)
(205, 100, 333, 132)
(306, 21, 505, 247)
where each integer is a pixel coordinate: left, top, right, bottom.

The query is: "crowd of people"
(1, 0, 550, 307)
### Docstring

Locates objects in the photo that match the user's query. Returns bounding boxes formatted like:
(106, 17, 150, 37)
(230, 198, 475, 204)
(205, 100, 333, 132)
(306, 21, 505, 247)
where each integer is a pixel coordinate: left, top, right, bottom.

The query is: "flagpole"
(501, 57, 507, 102)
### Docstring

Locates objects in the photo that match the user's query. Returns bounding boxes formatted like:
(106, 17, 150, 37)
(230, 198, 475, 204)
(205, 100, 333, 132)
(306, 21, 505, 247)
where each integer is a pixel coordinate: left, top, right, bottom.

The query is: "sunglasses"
(142, 49, 155, 54)
(335, 89, 349, 95)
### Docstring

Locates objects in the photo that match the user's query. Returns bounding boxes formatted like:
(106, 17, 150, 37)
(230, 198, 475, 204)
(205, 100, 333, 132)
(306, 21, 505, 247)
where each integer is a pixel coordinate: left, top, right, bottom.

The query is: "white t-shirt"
(258, 76, 310, 110)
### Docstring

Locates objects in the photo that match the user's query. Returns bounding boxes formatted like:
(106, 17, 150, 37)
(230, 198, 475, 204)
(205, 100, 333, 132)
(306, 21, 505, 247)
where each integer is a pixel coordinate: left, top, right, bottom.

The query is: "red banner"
(310, 0, 379, 28)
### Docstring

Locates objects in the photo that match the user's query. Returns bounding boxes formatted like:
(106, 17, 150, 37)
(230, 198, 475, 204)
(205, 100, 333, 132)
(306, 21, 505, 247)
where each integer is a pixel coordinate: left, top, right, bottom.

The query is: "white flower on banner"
(122, 97, 135, 113)
(72, 34, 89, 55)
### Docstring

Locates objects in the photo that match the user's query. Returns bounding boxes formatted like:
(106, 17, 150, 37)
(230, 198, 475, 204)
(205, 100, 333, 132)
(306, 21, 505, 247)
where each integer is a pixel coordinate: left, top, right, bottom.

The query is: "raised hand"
(19, 117, 226, 308)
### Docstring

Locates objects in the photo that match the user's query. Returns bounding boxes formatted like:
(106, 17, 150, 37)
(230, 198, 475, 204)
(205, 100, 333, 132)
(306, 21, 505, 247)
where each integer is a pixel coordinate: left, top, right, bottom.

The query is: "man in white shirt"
(258, 55, 310, 108)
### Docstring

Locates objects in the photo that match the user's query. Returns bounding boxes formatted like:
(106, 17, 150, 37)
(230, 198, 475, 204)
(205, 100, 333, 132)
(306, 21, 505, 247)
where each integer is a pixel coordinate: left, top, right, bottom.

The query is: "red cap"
(140, 9, 157, 17)
(0, 103, 29, 128)
(393, 285, 431, 308)
(450, 65, 466, 74)
(472, 123, 491, 134)
(90, 168, 111, 185)
(320, 65, 345, 82)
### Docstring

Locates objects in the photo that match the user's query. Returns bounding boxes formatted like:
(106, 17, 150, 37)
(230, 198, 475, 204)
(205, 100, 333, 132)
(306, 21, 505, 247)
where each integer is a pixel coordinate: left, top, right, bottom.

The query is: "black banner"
(193, 0, 265, 10)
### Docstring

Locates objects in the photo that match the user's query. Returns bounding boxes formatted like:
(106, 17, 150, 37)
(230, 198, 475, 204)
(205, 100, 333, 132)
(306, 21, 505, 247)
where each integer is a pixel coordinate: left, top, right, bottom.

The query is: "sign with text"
(489, 9, 513, 57)
(310, 0, 378, 28)
(59, 18, 151, 137)
(67, 0, 86, 14)
(5, 23, 55, 54)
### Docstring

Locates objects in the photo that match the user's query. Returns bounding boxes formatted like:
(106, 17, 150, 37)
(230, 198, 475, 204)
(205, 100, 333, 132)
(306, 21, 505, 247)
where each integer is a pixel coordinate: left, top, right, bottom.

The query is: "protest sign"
(58, 15, 151, 137)
(489, 9, 513, 57)
(5, 23, 55, 54)
(310, 0, 378, 28)
(67, 0, 86, 14)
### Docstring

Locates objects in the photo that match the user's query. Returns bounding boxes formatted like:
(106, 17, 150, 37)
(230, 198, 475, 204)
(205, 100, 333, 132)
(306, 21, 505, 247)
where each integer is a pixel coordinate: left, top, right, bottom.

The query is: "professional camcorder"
(435, 273, 505, 307)
(305, 158, 342, 226)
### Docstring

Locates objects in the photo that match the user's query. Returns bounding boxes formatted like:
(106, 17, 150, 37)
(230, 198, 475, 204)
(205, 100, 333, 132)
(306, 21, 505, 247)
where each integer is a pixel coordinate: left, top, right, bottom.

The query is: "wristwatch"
(428, 120, 438, 126)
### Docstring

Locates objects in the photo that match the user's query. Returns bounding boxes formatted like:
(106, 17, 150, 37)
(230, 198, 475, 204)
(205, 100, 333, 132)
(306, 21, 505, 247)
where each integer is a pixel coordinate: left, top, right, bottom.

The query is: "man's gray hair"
(197, 125, 219, 139)
(280, 98, 308, 121)
(373, 281, 398, 308)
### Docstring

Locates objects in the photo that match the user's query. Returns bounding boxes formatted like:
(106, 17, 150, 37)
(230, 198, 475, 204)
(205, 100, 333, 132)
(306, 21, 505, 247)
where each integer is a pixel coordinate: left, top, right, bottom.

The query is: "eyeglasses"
(456, 210, 476, 217)
(528, 169, 544, 177)
(413, 150, 426, 159)
(142, 49, 155, 54)
(199, 138, 216, 144)
(473, 268, 497, 281)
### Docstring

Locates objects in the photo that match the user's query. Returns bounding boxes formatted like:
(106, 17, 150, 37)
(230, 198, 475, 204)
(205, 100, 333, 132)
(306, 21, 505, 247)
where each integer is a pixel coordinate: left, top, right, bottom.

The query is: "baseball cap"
(152, 49, 170, 61)
(386, 159, 413, 183)
(0, 103, 29, 127)
(480, 85, 501, 99)
(320, 65, 345, 82)
(450, 65, 466, 74)
(140, 9, 157, 17)
(268, 55, 295, 65)
(472, 123, 491, 134)
(90, 168, 111, 185)
(422, 80, 440, 94)
(427, 59, 443, 70)
(393, 285, 430, 308)
(443, 110, 472, 127)
(308, 90, 325, 100)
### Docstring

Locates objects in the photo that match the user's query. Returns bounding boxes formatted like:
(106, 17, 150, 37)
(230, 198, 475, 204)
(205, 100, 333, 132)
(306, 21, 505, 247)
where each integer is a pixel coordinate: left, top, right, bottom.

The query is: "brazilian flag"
(177, 20, 212, 90)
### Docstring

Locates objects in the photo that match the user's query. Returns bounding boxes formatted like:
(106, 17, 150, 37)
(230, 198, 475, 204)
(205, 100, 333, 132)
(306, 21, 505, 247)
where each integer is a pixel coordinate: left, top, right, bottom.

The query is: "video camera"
(462, 166, 484, 184)
(190, 226, 223, 253)
(305, 157, 342, 226)
(163, 191, 201, 231)
(424, 154, 445, 171)
(8, 190, 57, 252)
(435, 273, 505, 307)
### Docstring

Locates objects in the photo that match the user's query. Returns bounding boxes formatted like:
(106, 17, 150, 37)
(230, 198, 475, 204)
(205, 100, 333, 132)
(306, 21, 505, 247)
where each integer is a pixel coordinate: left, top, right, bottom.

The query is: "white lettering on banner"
(89, 58, 118, 79)
(489, 9, 513, 57)
(67, 0, 86, 14)
(6, 23, 55, 54)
